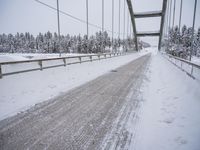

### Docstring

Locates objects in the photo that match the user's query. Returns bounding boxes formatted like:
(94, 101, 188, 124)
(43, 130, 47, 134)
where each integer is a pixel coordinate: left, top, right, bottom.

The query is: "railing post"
(0, 65, 2, 79)
(90, 56, 92, 62)
(79, 57, 82, 63)
(104, 54, 106, 59)
(191, 65, 194, 75)
(181, 61, 183, 69)
(98, 55, 100, 60)
(63, 58, 66, 66)
(38, 61, 43, 71)
(110, 54, 111, 58)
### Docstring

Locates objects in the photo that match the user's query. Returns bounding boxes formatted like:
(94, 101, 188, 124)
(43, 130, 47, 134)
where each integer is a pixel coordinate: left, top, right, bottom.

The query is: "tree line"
(0, 31, 150, 53)
(163, 25, 200, 58)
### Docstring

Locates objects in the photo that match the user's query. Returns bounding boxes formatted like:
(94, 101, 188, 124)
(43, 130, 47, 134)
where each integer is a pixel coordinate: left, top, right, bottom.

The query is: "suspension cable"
(34, 0, 125, 35)
(127, 9, 129, 38)
(190, 0, 198, 61)
(178, 0, 183, 49)
(123, 0, 126, 40)
(102, 0, 104, 32)
(86, 0, 89, 38)
(168, 0, 172, 31)
(56, 0, 61, 56)
(112, 0, 114, 51)
(178, 0, 183, 32)
(172, 0, 176, 28)
(165, 0, 170, 38)
(118, 0, 121, 39)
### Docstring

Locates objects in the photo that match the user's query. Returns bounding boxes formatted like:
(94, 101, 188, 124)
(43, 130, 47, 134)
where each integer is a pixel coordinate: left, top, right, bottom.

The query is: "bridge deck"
(0, 54, 150, 149)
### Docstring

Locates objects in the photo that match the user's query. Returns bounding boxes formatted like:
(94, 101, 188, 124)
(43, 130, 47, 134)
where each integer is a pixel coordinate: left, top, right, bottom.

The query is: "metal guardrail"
(165, 54, 200, 80)
(0, 52, 124, 79)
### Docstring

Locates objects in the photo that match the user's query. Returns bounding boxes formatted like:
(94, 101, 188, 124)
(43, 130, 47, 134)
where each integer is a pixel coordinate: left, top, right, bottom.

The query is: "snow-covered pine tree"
(195, 28, 200, 56)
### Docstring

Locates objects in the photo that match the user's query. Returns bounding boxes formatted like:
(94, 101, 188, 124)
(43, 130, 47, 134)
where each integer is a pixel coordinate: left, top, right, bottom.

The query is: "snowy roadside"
(131, 51, 200, 150)
(0, 49, 150, 121)
(0, 53, 95, 63)
(192, 56, 200, 66)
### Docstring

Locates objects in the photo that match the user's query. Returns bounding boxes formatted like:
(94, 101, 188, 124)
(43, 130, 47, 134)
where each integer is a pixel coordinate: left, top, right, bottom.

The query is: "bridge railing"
(0, 52, 124, 79)
(165, 54, 200, 80)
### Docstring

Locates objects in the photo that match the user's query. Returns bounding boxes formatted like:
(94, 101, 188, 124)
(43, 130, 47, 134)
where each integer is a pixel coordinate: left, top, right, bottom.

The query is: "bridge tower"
(126, 0, 168, 51)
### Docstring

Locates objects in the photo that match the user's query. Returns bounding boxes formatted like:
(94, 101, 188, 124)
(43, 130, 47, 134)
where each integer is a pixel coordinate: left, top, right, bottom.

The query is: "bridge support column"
(126, 0, 138, 51)
(159, 0, 168, 51)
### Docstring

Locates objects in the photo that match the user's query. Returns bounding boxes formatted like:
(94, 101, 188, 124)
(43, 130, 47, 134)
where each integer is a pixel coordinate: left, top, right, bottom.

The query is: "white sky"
(0, 0, 199, 46)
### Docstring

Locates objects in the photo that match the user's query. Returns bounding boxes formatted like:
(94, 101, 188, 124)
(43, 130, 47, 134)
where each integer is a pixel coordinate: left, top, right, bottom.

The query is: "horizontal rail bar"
(0, 52, 124, 78)
(167, 54, 200, 69)
(0, 53, 120, 65)
(137, 31, 160, 37)
(134, 10, 162, 18)
(164, 53, 200, 80)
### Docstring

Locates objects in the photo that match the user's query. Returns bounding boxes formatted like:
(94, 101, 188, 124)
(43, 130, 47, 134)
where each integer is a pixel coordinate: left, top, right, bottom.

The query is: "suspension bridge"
(32, 0, 198, 53)
(0, 0, 200, 149)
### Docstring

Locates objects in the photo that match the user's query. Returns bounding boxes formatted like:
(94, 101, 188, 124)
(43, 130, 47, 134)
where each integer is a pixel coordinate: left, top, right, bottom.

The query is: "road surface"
(0, 54, 150, 150)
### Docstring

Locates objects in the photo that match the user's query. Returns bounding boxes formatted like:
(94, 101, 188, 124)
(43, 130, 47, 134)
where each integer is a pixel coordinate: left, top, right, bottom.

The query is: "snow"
(164, 55, 200, 81)
(0, 49, 150, 121)
(1, 47, 199, 150)
(192, 56, 200, 66)
(0, 54, 28, 62)
(131, 49, 200, 150)
(0, 53, 89, 63)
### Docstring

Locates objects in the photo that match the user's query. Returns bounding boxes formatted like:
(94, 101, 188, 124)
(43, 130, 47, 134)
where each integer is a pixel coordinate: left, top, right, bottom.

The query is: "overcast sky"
(0, 0, 199, 46)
